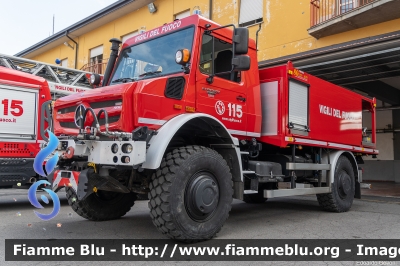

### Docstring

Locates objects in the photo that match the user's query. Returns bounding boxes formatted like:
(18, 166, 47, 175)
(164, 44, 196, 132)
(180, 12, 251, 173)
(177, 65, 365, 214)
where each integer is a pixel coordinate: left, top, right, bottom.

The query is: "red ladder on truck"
(0, 53, 98, 98)
(0, 54, 99, 188)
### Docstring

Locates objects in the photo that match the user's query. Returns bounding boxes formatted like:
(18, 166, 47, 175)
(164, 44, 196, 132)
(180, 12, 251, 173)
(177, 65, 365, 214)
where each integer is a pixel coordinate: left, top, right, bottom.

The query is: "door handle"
(236, 96, 246, 102)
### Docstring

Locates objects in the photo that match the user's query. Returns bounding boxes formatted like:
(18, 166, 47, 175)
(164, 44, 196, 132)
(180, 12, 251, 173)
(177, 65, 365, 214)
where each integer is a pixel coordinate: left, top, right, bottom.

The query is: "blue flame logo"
(28, 180, 60, 220)
(30, 130, 60, 220)
(33, 130, 59, 177)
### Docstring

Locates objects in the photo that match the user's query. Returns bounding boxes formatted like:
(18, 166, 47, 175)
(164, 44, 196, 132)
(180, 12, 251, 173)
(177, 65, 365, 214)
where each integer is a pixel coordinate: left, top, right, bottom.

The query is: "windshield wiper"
(139, 71, 162, 77)
(111, 77, 136, 83)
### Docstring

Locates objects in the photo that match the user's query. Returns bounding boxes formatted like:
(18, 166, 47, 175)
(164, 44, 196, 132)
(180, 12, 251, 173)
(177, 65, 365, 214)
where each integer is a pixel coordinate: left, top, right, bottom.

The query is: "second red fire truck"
(44, 15, 377, 241)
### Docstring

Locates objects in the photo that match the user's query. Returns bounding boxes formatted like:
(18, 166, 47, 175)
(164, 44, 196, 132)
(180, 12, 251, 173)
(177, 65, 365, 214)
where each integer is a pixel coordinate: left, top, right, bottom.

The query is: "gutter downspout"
(209, 0, 212, 20)
(66, 31, 78, 69)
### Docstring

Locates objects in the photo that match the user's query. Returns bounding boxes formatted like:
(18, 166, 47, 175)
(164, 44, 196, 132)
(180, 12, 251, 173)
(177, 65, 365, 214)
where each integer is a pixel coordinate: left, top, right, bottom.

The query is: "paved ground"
(361, 181, 400, 198)
(0, 187, 399, 266)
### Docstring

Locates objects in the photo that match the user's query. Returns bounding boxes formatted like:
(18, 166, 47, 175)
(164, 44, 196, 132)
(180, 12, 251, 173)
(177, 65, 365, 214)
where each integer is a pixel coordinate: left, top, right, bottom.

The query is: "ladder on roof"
(0, 53, 98, 98)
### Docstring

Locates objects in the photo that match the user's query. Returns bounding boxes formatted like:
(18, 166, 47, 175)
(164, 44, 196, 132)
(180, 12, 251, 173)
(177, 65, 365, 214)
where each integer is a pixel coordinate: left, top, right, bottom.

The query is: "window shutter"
(239, 0, 263, 27)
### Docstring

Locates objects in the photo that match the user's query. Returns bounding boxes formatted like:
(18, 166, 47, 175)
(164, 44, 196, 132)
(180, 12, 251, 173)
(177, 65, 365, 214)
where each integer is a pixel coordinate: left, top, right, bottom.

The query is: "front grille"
(60, 115, 121, 129)
(60, 122, 77, 129)
(58, 106, 77, 114)
(90, 100, 122, 109)
(98, 115, 121, 125)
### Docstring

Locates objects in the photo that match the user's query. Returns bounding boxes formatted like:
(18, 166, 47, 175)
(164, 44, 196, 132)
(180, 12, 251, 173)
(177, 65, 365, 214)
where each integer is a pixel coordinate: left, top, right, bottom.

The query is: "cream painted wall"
(31, 0, 400, 70)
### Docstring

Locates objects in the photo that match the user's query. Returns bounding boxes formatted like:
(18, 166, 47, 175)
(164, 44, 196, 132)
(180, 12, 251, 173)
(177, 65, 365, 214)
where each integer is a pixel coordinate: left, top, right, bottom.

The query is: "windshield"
(110, 27, 194, 84)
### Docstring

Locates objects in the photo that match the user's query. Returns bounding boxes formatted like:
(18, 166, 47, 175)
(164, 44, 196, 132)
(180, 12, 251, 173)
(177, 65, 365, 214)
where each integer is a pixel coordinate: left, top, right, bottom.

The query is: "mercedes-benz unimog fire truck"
(44, 15, 378, 241)
(0, 54, 99, 188)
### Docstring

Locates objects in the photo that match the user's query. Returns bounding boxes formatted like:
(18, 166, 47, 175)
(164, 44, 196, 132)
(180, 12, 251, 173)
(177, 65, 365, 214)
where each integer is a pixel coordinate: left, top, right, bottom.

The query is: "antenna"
(52, 14, 55, 35)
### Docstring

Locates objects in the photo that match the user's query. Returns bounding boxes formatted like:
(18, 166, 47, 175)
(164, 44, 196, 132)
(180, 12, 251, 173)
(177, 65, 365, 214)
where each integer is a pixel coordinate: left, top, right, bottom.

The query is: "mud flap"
(76, 168, 94, 201)
(355, 181, 361, 199)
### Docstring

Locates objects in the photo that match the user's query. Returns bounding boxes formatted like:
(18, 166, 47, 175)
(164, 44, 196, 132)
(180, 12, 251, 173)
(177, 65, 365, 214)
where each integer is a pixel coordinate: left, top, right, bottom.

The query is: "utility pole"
(53, 14, 55, 35)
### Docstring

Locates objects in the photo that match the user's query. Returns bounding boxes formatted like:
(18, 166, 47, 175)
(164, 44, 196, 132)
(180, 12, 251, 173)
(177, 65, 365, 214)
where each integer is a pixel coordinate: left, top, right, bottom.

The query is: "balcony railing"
(81, 58, 108, 74)
(310, 0, 377, 27)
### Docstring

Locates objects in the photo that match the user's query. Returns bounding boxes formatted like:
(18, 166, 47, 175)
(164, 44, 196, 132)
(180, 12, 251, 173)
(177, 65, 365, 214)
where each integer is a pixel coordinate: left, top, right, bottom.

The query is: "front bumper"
(57, 139, 147, 166)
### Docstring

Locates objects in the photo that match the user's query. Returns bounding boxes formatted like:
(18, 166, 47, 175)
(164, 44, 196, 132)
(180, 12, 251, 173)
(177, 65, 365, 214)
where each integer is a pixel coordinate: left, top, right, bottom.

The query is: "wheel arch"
(322, 150, 358, 184)
(142, 114, 242, 185)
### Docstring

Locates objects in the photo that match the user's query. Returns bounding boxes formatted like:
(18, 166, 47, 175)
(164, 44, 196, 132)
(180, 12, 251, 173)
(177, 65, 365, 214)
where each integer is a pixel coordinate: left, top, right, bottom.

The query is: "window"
(122, 31, 138, 43)
(110, 27, 194, 84)
(199, 34, 240, 82)
(60, 58, 68, 68)
(339, 0, 358, 13)
(239, 0, 263, 27)
(175, 10, 190, 20)
(90, 45, 104, 74)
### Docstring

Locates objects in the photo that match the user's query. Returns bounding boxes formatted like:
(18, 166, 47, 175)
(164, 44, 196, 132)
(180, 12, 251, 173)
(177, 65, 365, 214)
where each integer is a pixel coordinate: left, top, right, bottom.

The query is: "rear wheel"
(148, 146, 233, 242)
(317, 155, 355, 212)
(66, 170, 137, 221)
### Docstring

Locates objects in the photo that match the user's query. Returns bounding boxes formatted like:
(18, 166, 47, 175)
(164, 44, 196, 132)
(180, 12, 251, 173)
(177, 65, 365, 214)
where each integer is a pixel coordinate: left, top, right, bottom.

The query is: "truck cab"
(45, 15, 377, 242)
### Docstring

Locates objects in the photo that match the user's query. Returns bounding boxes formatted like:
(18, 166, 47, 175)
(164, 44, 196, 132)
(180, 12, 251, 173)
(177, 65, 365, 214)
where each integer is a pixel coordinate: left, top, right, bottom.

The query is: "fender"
(321, 150, 359, 184)
(142, 113, 240, 169)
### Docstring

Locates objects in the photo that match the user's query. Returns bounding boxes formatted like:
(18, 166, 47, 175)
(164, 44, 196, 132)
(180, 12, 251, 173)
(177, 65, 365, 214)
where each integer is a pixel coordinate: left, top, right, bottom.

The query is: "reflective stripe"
(228, 129, 247, 136)
(228, 129, 261, 137)
(328, 142, 353, 149)
(295, 138, 327, 146)
(246, 131, 261, 137)
(285, 136, 378, 153)
(138, 117, 167, 125)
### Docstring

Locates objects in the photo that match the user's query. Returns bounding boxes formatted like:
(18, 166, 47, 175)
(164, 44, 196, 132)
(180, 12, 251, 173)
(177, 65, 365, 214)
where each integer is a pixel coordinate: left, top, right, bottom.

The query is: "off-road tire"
(136, 193, 149, 200)
(148, 145, 233, 242)
(66, 186, 137, 221)
(317, 155, 355, 212)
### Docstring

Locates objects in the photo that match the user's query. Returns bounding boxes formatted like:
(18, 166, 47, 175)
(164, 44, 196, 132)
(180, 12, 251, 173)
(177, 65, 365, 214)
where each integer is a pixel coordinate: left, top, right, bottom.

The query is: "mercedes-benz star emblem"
(74, 105, 86, 128)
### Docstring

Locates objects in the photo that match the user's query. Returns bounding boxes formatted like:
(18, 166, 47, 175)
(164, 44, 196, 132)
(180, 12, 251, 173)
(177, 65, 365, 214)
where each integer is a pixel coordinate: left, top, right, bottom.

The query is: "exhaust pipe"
(102, 38, 122, 86)
(29, 177, 37, 184)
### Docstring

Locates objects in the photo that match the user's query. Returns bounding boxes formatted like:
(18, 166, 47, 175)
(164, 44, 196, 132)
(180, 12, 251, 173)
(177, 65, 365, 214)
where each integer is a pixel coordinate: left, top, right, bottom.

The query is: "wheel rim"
(184, 171, 220, 222)
(337, 170, 352, 199)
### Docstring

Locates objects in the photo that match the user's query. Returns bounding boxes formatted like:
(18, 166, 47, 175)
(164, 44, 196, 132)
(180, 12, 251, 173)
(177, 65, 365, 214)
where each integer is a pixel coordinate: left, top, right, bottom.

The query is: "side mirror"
(90, 73, 101, 86)
(233, 28, 249, 55)
(232, 55, 250, 71)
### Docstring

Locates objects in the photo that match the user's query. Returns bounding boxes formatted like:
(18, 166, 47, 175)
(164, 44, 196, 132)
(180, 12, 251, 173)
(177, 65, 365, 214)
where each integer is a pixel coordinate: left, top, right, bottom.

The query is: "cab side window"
(199, 34, 240, 82)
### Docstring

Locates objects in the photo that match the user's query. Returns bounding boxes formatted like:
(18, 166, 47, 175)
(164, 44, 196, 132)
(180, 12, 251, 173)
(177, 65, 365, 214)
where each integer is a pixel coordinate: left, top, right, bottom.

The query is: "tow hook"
(61, 146, 75, 159)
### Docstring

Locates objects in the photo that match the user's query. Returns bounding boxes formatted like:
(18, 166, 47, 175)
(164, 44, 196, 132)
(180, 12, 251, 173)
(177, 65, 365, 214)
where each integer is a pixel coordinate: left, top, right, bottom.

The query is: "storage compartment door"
(288, 80, 309, 135)
(0, 85, 37, 139)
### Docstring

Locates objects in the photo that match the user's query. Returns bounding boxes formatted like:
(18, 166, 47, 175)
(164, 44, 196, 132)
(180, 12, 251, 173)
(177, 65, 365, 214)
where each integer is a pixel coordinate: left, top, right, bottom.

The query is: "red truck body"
(46, 15, 378, 241)
(53, 15, 377, 155)
(258, 63, 377, 153)
(0, 67, 51, 187)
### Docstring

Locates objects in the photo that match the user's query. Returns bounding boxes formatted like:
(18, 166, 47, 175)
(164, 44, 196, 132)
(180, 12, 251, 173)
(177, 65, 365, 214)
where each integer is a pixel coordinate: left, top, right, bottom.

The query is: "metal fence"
(81, 58, 108, 74)
(310, 0, 377, 27)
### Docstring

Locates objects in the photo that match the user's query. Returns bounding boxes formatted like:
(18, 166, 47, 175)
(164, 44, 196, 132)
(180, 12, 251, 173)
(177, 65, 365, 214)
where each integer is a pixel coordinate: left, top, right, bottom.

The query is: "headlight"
(121, 156, 130, 163)
(90, 73, 101, 85)
(122, 144, 133, 154)
(111, 143, 119, 154)
(175, 50, 183, 64)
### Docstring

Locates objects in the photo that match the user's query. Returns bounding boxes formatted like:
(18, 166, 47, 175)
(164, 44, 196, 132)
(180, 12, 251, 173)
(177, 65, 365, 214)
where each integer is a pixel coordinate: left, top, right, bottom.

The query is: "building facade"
(16, 0, 400, 182)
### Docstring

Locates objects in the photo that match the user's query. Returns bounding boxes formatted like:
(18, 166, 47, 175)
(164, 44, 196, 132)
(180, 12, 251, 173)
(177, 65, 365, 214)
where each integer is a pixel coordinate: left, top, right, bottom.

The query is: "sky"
(0, 0, 118, 56)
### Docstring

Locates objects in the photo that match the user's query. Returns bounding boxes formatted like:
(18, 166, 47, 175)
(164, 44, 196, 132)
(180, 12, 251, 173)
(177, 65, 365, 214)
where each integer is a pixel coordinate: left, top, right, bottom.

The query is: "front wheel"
(317, 155, 355, 212)
(148, 146, 233, 242)
(66, 170, 137, 221)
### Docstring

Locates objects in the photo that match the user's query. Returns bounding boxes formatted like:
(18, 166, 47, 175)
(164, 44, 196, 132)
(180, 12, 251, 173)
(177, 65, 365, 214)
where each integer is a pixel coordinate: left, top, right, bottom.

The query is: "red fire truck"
(44, 15, 377, 241)
(0, 54, 99, 188)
